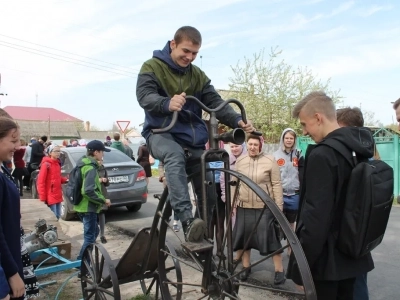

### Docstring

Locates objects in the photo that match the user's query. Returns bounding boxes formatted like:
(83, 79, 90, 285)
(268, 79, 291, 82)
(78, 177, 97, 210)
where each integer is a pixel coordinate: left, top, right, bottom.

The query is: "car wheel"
(126, 203, 142, 212)
(31, 182, 38, 199)
(61, 199, 76, 221)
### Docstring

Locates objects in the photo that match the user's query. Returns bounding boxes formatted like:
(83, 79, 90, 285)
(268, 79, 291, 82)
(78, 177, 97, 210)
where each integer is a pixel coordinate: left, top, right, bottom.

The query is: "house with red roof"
(3, 106, 83, 140)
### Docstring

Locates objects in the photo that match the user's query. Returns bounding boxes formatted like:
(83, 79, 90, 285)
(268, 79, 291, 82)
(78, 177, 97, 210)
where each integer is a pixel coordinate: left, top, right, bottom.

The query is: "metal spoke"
(85, 290, 95, 299)
(96, 290, 107, 300)
(218, 178, 241, 273)
(223, 245, 288, 283)
(235, 282, 305, 296)
(160, 249, 202, 272)
(145, 277, 156, 294)
(163, 281, 203, 288)
(223, 291, 241, 300)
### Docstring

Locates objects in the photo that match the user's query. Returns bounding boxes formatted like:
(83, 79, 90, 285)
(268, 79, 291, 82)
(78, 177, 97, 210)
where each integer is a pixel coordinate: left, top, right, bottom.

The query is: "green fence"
(297, 128, 400, 198)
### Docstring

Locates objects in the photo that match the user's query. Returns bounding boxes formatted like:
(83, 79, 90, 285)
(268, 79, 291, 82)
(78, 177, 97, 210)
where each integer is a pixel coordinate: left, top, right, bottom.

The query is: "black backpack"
(324, 142, 394, 259)
(65, 165, 83, 205)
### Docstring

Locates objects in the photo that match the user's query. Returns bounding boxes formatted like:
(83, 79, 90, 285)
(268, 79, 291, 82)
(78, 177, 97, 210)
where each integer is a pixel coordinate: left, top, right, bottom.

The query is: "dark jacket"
(136, 41, 242, 148)
(124, 145, 134, 160)
(137, 145, 150, 164)
(37, 157, 68, 205)
(30, 141, 45, 165)
(97, 164, 109, 198)
(13, 148, 26, 169)
(287, 127, 375, 284)
(110, 141, 125, 153)
(0, 167, 23, 282)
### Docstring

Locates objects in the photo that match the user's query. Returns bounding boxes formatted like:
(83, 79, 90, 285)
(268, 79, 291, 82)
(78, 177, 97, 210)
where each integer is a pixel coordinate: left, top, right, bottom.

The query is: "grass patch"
(393, 195, 399, 206)
(151, 169, 159, 177)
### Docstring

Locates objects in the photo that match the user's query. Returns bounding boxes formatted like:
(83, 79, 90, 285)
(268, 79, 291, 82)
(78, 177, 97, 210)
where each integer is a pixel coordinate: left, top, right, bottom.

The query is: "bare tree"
(363, 110, 383, 127)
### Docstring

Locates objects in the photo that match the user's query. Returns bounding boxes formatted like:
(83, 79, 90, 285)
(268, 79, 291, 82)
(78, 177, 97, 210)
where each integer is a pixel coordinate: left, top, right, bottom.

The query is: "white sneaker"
(172, 224, 180, 232)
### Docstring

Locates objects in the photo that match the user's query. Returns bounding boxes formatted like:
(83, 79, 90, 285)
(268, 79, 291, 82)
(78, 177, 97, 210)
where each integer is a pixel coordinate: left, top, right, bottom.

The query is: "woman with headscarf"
(233, 134, 285, 284)
(137, 140, 152, 185)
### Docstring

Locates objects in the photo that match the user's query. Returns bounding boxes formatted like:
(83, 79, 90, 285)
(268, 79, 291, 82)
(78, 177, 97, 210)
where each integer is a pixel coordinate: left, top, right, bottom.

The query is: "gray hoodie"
(273, 128, 302, 196)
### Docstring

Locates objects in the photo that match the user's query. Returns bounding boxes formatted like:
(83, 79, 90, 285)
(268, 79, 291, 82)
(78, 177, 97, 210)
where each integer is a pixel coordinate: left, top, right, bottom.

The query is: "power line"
(0, 33, 140, 72)
(0, 40, 137, 75)
(0, 42, 138, 78)
(0, 64, 136, 91)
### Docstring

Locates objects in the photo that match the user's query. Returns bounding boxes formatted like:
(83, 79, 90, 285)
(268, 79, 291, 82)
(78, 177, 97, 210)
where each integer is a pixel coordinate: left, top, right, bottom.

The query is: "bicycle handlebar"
(152, 96, 262, 136)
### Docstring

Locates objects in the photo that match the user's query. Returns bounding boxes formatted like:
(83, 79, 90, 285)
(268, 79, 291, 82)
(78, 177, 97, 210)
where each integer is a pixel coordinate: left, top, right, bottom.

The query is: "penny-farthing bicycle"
(79, 96, 316, 300)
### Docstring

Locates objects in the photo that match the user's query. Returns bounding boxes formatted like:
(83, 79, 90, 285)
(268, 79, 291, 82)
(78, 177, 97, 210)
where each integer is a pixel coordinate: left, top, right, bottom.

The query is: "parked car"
(31, 146, 148, 220)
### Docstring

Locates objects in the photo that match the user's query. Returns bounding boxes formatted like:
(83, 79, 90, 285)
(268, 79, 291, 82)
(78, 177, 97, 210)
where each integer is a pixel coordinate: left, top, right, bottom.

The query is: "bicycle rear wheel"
(158, 169, 316, 300)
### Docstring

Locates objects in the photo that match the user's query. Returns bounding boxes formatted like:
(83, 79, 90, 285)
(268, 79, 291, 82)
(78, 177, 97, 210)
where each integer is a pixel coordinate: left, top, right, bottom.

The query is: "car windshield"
(68, 148, 132, 164)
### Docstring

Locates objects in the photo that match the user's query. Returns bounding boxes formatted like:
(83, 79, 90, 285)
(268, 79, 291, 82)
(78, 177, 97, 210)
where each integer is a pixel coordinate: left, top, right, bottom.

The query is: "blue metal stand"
(31, 247, 81, 276)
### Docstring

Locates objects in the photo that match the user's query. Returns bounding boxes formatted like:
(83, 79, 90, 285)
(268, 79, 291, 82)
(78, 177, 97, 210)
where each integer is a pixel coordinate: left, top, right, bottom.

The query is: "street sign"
(116, 121, 130, 133)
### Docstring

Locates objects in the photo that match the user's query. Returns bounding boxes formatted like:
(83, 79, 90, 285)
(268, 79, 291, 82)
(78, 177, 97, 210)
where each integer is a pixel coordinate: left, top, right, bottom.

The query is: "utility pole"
(200, 55, 203, 68)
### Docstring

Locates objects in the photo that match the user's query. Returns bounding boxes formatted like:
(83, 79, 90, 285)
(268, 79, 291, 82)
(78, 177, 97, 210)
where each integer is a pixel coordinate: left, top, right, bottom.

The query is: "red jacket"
(37, 157, 68, 205)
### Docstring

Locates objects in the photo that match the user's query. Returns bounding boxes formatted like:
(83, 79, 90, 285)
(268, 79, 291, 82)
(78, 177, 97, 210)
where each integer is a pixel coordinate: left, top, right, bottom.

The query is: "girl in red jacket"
(37, 145, 68, 220)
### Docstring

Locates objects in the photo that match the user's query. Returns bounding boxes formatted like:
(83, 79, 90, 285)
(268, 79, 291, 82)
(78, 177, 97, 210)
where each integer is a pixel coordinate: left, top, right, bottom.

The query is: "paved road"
(104, 177, 400, 299)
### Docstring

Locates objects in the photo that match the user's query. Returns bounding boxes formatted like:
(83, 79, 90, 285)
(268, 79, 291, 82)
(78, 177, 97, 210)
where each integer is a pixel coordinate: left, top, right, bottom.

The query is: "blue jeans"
(353, 273, 369, 300)
(149, 133, 213, 223)
(0, 264, 9, 299)
(49, 203, 61, 220)
(77, 212, 99, 260)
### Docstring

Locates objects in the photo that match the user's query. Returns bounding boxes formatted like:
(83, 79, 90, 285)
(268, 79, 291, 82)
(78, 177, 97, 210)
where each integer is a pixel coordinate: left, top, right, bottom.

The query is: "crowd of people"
(0, 23, 398, 299)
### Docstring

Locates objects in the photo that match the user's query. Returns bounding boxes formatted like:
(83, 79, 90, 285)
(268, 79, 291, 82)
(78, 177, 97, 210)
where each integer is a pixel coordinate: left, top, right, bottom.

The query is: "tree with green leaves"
(228, 47, 341, 142)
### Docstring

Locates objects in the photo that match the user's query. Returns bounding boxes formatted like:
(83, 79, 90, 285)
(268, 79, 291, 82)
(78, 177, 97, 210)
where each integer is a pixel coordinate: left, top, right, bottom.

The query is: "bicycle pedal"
(181, 239, 213, 253)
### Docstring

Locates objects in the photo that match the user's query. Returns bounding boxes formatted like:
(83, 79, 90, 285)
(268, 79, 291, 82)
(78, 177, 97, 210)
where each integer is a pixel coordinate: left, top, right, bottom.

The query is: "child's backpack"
(65, 165, 83, 205)
(323, 141, 394, 259)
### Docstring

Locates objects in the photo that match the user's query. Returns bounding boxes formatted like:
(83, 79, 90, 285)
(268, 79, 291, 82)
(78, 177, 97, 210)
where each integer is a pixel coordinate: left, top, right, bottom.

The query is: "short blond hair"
(292, 91, 336, 121)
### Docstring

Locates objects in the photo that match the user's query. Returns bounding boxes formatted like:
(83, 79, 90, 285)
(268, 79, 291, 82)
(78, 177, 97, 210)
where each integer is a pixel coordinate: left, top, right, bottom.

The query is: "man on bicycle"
(136, 26, 254, 243)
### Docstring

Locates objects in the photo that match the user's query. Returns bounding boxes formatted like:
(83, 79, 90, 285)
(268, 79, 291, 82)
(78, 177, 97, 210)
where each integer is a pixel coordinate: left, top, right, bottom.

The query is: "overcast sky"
(0, 0, 398, 130)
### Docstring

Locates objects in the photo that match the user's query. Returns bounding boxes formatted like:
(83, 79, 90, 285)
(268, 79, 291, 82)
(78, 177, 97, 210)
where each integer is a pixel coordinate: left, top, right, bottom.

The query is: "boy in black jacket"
(287, 91, 374, 299)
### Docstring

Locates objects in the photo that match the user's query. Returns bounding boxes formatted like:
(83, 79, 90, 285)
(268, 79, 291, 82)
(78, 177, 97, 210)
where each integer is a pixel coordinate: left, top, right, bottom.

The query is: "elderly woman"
(233, 134, 285, 284)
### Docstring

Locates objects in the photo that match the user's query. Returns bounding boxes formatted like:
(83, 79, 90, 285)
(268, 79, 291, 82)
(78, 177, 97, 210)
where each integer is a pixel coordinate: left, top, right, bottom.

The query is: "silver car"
(31, 146, 148, 220)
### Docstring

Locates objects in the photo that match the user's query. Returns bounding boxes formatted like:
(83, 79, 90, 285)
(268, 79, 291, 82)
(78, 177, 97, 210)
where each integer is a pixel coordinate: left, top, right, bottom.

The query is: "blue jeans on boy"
(353, 273, 369, 300)
(49, 203, 61, 220)
(77, 212, 99, 260)
(148, 133, 208, 222)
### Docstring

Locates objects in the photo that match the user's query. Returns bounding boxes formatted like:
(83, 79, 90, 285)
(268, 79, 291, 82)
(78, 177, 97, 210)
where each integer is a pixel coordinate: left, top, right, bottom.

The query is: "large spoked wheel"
(141, 240, 182, 299)
(81, 243, 121, 300)
(158, 169, 317, 300)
